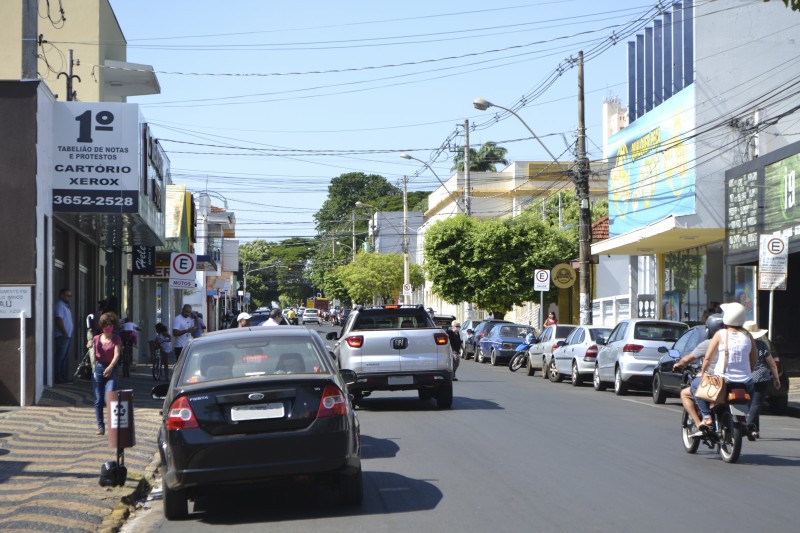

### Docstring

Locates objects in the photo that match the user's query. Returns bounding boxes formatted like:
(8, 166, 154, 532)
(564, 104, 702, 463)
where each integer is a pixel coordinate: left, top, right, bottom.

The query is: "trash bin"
(106, 389, 135, 449)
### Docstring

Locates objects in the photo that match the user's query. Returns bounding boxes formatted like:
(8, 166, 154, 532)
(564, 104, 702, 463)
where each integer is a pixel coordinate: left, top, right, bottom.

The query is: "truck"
(306, 297, 329, 311)
(326, 304, 454, 408)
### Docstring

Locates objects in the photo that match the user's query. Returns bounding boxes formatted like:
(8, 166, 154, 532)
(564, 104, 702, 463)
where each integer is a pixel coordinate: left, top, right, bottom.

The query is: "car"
(552, 325, 613, 386)
(151, 326, 362, 520)
(477, 323, 535, 365)
(432, 314, 457, 329)
(301, 308, 320, 325)
(227, 311, 271, 329)
(464, 319, 511, 360)
(652, 325, 790, 412)
(458, 319, 483, 356)
(594, 318, 689, 395)
(527, 324, 578, 378)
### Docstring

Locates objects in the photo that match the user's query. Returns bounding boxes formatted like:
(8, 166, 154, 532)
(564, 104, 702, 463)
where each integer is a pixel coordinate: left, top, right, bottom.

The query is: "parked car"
(652, 325, 790, 412)
(151, 326, 362, 520)
(552, 325, 613, 386)
(464, 319, 511, 360)
(594, 318, 688, 395)
(477, 323, 535, 365)
(527, 324, 578, 378)
(459, 319, 483, 351)
(432, 314, 457, 330)
(301, 308, 320, 325)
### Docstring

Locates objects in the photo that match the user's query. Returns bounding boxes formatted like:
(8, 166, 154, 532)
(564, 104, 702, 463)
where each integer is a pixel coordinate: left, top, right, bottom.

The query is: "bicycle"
(121, 332, 136, 378)
(149, 340, 169, 381)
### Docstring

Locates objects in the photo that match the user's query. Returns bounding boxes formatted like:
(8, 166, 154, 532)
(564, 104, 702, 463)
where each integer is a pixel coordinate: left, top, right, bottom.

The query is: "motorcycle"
(680, 366, 752, 464)
(509, 333, 537, 372)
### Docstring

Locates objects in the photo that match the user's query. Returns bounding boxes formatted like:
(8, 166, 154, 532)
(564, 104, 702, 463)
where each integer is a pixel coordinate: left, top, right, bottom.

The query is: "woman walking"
(743, 320, 781, 438)
(90, 312, 121, 435)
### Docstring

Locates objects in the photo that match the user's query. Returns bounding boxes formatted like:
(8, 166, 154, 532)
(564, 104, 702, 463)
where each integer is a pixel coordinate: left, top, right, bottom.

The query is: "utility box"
(106, 389, 135, 449)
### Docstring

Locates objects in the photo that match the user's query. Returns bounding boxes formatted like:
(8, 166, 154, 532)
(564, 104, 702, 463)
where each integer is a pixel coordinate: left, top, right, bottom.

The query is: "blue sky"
(108, 0, 659, 242)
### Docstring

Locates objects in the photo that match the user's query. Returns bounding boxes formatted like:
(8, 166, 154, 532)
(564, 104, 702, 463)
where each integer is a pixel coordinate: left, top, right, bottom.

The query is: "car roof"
(203, 325, 314, 340)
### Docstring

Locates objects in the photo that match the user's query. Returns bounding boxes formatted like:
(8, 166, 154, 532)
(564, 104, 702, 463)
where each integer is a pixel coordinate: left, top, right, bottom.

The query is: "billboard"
(606, 86, 696, 237)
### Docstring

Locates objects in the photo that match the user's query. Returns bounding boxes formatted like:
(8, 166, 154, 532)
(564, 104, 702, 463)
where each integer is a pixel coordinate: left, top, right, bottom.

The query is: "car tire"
(436, 382, 454, 409)
(541, 357, 548, 379)
(593, 365, 607, 391)
(163, 485, 188, 520)
(548, 358, 563, 383)
(614, 366, 628, 396)
(338, 467, 364, 506)
(526, 356, 536, 376)
(350, 391, 364, 406)
(652, 373, 667, 404)
(418, 388, 433, 401)
(768, 395, 788, 415)
(571, 361, 583, 387)
(491, 349, 499, 366)
(476, 347, 485, 363)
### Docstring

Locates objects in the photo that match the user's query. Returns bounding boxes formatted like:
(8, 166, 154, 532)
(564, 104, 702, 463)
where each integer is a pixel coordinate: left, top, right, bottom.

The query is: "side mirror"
(596, 336, 606, 346)
(339, 368, 357, 384)
(151, 383, 169, 400)
(658, 346, 668, 353)
(466, 329, 474, 335)
(556, 340, 566, 347)
(326, 331, 339, 340)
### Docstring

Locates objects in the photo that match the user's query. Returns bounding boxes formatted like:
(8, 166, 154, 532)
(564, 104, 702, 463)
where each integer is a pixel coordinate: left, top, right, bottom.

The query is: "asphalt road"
(125, 324, 800, 532)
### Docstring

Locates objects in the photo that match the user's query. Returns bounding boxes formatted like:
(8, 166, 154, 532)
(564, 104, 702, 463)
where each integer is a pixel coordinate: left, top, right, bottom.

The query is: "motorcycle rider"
(676, 302, 756, 434)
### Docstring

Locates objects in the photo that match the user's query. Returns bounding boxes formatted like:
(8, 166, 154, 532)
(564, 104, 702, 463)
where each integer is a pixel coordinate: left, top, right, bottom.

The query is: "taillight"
(434, 332, 449, 345)
(622, 344, 644, 353)
(317, 384, 347, 418)
(551, 343, 559, 352)
(166, 396, 199, 430)
(346, 335, 364, 348)
(502, 342, 513, 349)
(479, 332, 487, 338)
(585, 345, 598, 358)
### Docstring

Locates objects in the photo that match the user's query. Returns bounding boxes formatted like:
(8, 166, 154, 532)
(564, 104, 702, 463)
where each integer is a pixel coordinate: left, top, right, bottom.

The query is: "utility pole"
(577, 51, 592, 325)
(351, 211, 356, 262)
(464, 119, 471, 215)
(21, 0, 37, 80)
(57, 49, 81, 101)
(403, 175, 410, 304)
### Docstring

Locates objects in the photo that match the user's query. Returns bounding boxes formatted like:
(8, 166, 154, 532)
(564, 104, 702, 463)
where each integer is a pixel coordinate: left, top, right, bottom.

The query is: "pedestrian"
(191, 312, 206, 338)
(743, 321, 781, 439)
(544, 311, 558, 327)
(447, 320, 462, 381)
(237, 312, 252, 327)
(172, 304, 199, 361)
(90, 311, 121, 436)
(54, 288, 74, 383)
(153, 323, 172, 378)
(264, 308, 283, 326)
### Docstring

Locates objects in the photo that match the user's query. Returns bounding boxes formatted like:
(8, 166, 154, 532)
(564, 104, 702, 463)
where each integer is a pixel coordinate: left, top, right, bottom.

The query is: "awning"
(591, 214, 724, 256)
(56, 212, 163, 247)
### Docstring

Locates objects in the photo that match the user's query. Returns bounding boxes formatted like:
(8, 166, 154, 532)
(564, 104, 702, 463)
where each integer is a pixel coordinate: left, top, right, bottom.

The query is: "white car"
(301, 308, 320, 325)
(552, 325, 612, 386)
(594, 319, 688, 395)
(527, 324, 578, 378)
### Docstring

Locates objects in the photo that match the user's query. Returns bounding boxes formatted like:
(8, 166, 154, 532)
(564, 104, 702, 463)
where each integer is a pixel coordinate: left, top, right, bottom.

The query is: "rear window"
(633, 322, 687, 342)
(304, 309, 319, 315)
(179, 335, 329, 385)
(495, 325, 531, 338)
(555, 325, 577, 338)
(353, 308, 432, 330)
(589, 328, 612, 341)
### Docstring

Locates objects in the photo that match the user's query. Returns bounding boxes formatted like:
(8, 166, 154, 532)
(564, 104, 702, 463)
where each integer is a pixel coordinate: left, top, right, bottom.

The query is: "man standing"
(191, 312, 206, 338)
(447, 320, 462, 381)
(237, 312, 252, 328)
(264, 308, 283, 326)
(54, 288, 73, 383)
(172, 304, 199, 361)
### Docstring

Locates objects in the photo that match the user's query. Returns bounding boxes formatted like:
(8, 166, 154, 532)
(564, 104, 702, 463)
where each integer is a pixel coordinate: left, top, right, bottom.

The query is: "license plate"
(230, 402, 285, 421)
(388, 375, 413, 385)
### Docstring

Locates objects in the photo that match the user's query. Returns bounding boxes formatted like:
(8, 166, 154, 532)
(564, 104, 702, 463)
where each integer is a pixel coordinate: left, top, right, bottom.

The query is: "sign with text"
(551, 263, 577, 289)
(169, 253, 197, 289)
(534, 269, 550, 291)
(0, 286, 32, 318)
(52, 102, 140, 213)
(758, 235, 788, 290)
(131, 245, 156, 275)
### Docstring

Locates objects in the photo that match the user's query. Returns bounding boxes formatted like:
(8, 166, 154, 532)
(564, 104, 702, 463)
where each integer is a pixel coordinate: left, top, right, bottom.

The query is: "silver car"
(526, 324, 578, 378)
(594, 319, 688, 395)
(552, 325, 612, 386)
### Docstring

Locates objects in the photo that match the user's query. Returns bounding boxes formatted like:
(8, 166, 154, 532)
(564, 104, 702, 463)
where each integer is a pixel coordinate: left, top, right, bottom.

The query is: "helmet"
(705, 313, 724, 339)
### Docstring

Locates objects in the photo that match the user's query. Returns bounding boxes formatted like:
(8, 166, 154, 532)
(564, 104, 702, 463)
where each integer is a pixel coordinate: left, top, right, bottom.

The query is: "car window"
(633, 322, 688, 341)
(607, 323, 625, 343)
(555, 325, 576, 338)
(541, 326, 552, 342)
(673, 329, 693, 353)
(588, 328, 612, 341)
(570, 329, 585, 344)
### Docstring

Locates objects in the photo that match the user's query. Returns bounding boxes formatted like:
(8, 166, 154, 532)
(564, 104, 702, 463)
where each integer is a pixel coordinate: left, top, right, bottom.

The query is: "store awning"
(56, 212, 163, 247)
(591, 214, 724, 256)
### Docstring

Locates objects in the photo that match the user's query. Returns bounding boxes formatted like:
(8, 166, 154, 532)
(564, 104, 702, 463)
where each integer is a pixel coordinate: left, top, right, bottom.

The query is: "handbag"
(75, 350, 93, 381)
(695, 330, 728, 404)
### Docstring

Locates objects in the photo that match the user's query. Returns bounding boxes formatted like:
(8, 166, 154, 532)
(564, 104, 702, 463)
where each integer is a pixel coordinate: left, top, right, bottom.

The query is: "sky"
(107, 0, 664, 243)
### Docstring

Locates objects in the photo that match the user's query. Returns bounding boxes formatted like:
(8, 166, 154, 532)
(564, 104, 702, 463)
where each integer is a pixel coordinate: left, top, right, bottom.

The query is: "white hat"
(237, 312, 252, 321)
(742, 320, 767, 339)
(720, 302, 746, 327)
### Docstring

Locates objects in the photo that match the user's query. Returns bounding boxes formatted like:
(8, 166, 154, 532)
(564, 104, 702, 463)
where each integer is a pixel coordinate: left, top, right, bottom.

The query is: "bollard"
(107, 389, 136, 448)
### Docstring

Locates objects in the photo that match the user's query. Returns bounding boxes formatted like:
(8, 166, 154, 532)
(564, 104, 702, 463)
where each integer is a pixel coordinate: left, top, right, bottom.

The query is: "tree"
(313, 172, 400, 236)
(451, 141, 509, 172)
(765, 0, 800, 12)
(238, 238, 315, 308)
(334, 252, 425, 304)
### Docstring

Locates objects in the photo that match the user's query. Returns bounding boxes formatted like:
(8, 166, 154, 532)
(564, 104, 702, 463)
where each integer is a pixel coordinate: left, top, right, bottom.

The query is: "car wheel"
(548, 358, 563, 383)
(491, 349, 498, 366)
(338, 467, 364, 506)
(526, 356, 536, 376)
(768, 395, 788, 415)
(350, 391, 364, 406)
(476, 347, 485, 363)
(436, 382, 454, 409)
(418, 388, 433, 401)
(541, 357, 548, 379)
(163, 485, 188, 520)
(593, 365, 607, 391)
(614, 366, 628, 396)
(571, 361, 583, 387)
(652, 372, 667, 404)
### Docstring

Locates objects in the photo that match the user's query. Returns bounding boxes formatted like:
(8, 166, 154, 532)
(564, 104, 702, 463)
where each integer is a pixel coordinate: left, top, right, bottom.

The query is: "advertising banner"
(52, 102, 140, 213)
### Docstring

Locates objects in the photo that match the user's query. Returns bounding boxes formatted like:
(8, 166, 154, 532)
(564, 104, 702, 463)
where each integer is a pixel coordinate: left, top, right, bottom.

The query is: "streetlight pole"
(355, 201, 379, 252)
(403, 175, 410, 303)
(400, 153, 465, 213)
(242, 263, 281, 312)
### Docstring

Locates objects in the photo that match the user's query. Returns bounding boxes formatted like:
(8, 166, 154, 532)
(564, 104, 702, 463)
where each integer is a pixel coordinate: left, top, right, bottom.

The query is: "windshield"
(179, 335, 329, 385)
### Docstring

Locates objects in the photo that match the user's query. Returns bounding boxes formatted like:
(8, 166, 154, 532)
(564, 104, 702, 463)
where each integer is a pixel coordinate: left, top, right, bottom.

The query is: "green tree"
(238, 238, 315, 308)
(765, 0, 800, 12)
(451, 141, 509, 172)
(335, 252, 424, 304)
(313, 172, 400, 236)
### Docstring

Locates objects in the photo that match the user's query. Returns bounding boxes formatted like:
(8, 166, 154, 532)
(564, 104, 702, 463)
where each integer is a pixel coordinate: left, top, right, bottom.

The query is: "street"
(125, 324, 800, 532)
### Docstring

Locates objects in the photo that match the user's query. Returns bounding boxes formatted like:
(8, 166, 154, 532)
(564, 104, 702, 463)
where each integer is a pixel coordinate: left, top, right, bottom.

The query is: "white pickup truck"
(326, 304, 454, 408)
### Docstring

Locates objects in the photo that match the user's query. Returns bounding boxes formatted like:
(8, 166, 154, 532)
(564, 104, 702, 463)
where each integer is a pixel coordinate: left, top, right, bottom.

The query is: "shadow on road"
(356, 395, 502, 412)
(361, 434, 400, 459)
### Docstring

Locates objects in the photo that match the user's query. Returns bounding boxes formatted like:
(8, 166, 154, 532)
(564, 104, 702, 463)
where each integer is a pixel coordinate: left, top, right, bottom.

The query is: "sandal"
(700, 418, 713, 428)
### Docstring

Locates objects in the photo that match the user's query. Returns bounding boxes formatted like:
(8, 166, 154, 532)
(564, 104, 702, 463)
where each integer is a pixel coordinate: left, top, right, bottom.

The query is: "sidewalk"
(788, 375, 800, 417)
(0, 367, 163, 533)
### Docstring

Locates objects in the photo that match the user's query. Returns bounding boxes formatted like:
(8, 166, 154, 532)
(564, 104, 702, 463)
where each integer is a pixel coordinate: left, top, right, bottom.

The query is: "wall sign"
(131, 245, 156, 276)
(0, 286, 32, 318)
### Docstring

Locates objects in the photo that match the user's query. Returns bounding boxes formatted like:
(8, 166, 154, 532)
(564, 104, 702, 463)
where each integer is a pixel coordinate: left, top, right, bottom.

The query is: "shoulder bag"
(695, 330, 728, 404)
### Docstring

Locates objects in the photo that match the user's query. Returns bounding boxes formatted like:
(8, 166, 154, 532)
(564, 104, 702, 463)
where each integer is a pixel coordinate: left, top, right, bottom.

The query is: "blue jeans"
(93, 363, 118, 429)
(691, 376, 754, 419)
(55, 335, 72, 382)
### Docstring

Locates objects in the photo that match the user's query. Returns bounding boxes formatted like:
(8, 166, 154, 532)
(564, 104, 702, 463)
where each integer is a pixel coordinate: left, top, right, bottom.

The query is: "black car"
(463, 319, 511, 360)
(227, 311, 270, 329)
(151, 326, 362, 520)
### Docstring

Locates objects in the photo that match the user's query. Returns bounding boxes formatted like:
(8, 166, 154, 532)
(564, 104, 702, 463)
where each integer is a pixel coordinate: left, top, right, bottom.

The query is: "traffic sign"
(534, 269, 550, 291)
(402, 283, 413, 293)
(759, 235, 788, 290)
(170, 253, 196, 280)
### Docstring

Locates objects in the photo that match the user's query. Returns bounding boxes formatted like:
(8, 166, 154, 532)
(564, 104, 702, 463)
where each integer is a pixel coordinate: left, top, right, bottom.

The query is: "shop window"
(664, 247, 708, 324)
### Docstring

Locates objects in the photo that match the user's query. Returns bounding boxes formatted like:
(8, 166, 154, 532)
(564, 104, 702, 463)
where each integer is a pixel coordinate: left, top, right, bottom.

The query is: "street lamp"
(474, 97, 591, 325)
(355, 201, 379, 252)
(400, 153, 465, 213)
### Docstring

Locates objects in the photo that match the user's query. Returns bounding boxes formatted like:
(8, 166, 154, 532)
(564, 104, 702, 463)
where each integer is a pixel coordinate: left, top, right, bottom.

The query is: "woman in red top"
(91, 312, 121, 435)
(544, 311, 558, 327)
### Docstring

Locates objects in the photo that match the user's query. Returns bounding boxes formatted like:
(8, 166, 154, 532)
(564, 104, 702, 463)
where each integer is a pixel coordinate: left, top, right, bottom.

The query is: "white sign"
(109, 400, 130, 429)
(52, 102, 141, 213)
(534, 269, 550, 292)
(170, 253, 196, 280)
(169, 279, 198, 289)
(402, 283, 413, 293)
(0, 286, 32, 318)
(759, 235, 788, 290)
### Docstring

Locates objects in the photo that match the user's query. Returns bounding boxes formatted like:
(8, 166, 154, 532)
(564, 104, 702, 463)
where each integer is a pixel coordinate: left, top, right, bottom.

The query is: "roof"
(591, 215, 609, 242)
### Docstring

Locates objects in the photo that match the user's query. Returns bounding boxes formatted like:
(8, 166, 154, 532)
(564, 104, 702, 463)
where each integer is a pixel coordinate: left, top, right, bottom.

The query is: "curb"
(100, 452, 160, 533)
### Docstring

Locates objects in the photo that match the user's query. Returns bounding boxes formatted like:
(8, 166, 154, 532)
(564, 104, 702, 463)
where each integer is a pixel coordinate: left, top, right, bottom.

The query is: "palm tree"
(451, 141, 509, 172)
